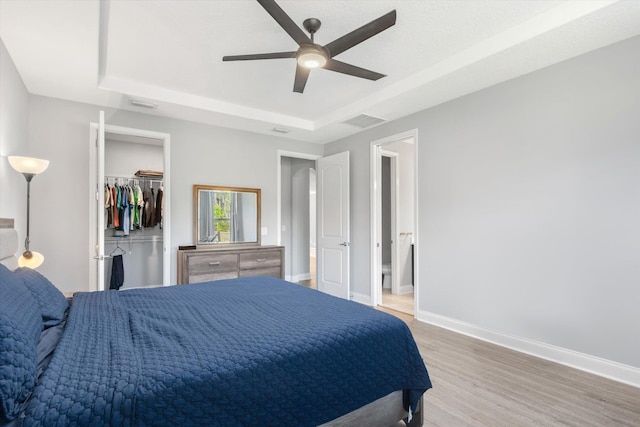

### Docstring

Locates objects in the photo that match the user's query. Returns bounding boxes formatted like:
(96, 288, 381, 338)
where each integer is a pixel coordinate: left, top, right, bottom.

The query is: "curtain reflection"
(198, 189, 258, 244)
(199, 191, 216, 242)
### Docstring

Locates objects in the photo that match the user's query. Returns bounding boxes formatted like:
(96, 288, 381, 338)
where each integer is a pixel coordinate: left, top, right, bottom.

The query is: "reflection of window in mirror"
(194, 185, 261, 246)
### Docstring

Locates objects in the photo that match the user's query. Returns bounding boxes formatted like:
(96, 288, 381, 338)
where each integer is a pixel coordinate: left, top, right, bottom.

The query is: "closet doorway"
(277, 151, 321, 289)
(89, 112, 171, 291)
(370, 130, 417, 316)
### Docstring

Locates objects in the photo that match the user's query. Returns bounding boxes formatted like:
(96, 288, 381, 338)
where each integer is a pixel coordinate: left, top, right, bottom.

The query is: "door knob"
(339, 242, 349, 246)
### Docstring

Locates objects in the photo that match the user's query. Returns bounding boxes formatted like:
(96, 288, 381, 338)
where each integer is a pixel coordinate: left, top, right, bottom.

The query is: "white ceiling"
(1, 0, 639, 144)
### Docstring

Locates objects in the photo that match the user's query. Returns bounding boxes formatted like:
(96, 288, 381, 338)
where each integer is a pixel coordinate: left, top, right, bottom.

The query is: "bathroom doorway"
(371, 131, 417, 316)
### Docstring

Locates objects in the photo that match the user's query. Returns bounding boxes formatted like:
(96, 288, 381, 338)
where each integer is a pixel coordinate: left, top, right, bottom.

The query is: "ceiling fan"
(223, 0, 396, 93)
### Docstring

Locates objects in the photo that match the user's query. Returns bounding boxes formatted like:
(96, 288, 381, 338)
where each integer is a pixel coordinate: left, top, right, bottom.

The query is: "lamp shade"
(18, 251, 44, 269)
(8, 156, 50, 175)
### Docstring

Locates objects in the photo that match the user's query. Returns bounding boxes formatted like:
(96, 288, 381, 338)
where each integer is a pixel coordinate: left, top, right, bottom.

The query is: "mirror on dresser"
(194, 185, 261, 246)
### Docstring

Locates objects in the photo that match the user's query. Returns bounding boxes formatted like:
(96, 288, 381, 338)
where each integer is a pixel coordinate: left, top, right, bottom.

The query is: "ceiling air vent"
(341, 114, 386, 129)
(271, 127, 291, 134)
(130, 99, 158, 109)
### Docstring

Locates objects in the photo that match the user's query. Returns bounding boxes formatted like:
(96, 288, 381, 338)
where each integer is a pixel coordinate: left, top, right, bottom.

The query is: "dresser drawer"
(239, 267, 282, 278)
(187, 253, 238, 274)
(189, 270, 239, 284)
(239, 250, 282, 271)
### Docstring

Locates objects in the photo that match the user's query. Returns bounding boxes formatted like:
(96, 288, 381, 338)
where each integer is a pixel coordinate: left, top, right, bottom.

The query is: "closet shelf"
(105, 236, 163, 244)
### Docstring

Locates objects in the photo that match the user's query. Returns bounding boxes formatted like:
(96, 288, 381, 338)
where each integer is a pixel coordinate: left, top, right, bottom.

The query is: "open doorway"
(371, 130, 417, 316)
(89, 115, 171, 292)
(277, 151, 321, 288)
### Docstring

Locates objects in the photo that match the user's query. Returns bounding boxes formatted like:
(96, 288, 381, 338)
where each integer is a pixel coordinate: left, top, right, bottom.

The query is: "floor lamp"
(8, 155, 50, 269)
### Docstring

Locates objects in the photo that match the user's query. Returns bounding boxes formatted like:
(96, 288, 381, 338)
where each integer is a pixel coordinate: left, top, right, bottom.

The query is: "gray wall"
(326, 35, 640, 368)
(291, 164, 312, 279)
(381, 156, 391, 265)
(0, 39, 30, 248)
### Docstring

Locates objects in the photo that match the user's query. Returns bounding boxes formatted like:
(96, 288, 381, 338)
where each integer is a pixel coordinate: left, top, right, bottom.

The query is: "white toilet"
(382, 263, 392, 289)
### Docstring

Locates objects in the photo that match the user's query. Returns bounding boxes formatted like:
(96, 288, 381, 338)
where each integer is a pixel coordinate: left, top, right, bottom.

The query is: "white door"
(317, 151, 350, 299)
(89, 111, 106, 291)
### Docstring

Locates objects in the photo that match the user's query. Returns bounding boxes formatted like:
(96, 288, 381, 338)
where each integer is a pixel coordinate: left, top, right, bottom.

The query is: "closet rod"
(105, 175, 163, 185)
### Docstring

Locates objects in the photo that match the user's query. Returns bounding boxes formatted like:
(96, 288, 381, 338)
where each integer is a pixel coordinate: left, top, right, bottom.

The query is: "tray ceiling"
(1, 0, 639, 143)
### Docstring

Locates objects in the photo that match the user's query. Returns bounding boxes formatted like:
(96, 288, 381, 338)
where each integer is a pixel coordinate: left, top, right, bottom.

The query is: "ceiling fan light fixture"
(297, 46, 327, 69)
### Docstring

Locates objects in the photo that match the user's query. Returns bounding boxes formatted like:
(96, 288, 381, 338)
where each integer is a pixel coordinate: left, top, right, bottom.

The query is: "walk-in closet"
(103, 134, 164, 289)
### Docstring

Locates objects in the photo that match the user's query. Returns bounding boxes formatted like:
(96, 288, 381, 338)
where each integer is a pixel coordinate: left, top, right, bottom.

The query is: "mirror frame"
(193, 184, 261, 247)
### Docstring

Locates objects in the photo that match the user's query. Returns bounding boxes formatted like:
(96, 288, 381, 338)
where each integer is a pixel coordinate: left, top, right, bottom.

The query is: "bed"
(0, 220, 431, 426)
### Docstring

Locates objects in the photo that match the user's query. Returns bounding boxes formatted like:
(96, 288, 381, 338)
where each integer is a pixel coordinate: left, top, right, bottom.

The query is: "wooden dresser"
(177, 246, 284, 284)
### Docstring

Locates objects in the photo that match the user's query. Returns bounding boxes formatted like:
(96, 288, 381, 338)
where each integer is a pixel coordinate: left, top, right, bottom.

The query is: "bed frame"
(322, 390, 423, 426)
(0, 218, 424, 426)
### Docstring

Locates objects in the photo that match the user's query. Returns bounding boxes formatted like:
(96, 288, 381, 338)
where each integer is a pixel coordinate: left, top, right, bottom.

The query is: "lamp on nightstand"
(8, 156, 50, 269)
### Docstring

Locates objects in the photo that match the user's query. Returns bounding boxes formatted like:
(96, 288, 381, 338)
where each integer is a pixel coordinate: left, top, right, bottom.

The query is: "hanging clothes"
(109, 255, 124, 290)
(111, 185, 119, 228)
(105, 184, 112, 229)
(103, 176, 163, 229)
(118, 185, 125, 230)
(133, 184, 143, 229)
(143, 187, 156, 228)
(121, 185, 130, 236)
(128, 185, 135, 231)
(155, 186, 163, 228)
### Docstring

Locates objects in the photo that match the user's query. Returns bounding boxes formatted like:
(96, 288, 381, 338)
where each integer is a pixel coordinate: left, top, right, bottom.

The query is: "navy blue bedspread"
(23, 277, 431, 426)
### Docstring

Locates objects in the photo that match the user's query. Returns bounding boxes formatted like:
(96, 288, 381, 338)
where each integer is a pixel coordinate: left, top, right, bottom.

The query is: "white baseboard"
(351, 291, 372, 306)
(417, 309, 640, 389)
(291, 273, 310, 283)
(398, 284, 414, 295)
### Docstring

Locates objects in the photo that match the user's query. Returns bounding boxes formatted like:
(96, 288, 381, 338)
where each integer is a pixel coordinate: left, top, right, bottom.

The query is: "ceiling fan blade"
(257, 0, 312, 46)
(324, 59, 385, 81)
(324, 10, 396, 58)
(223, 51, 296, 61)
(293, 64, 311, 93)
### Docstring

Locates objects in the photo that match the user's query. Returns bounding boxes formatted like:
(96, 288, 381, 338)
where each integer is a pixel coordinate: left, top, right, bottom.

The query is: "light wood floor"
(381, 288, 414, 315)
(378, 307, 640, 426)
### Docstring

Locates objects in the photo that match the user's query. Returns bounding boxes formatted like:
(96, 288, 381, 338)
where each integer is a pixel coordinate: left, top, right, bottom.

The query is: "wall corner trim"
(416, 309, 640, 389)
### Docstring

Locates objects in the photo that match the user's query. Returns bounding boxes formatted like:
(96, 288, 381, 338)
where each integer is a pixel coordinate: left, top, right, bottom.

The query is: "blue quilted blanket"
(23, 277, 431, 426)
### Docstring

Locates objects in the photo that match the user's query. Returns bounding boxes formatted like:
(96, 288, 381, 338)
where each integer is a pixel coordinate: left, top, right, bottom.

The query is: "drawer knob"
(209, 261, 221, 266)
(256, 258, 267, 262)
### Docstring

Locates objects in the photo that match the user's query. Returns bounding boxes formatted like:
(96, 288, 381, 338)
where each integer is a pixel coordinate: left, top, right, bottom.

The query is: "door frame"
(276, 150, 321, 282)
(370, 129, 419, 315)
(89, 121, 171, 291)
